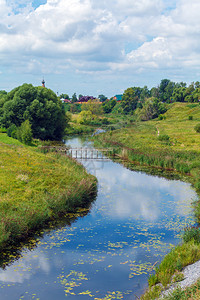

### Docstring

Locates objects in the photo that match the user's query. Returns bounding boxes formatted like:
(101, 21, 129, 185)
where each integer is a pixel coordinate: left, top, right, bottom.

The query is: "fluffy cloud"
(1, 0, 200, 87)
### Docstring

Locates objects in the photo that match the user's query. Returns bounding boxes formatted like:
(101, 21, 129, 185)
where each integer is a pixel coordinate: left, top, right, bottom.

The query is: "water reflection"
(0, 250, 50, 283)
(93, 161, 196, 222)
(0, 136, 197, 300)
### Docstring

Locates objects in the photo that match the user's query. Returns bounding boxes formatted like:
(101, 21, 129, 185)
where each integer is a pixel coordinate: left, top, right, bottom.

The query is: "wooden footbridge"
(66, 148, 113, 160)
(39, 146, 114, 160)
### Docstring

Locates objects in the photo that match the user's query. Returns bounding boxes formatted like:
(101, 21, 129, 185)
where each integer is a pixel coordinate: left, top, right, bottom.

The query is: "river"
(0, 135, 197, 300)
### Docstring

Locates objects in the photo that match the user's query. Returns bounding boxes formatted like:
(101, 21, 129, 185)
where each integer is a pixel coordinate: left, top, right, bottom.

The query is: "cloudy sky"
(0, 0, 200, 97)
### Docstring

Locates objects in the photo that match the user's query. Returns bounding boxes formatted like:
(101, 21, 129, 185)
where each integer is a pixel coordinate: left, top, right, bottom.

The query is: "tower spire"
(42, 78, 45, 87)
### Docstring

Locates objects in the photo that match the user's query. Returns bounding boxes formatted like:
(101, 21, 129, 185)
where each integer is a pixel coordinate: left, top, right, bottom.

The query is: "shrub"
(158, 134, 170, 141)
(7, 124, 17, 138)
(188, 115, 193, 120)
(16, 120, 33, 145)
(0, 127, 7, 133)
(194, 123, 200, 133)
(102, 118, 110, 125)
(183, 227, 200, 244)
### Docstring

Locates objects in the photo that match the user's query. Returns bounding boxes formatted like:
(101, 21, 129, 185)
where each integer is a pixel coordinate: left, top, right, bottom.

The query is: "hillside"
(156, 103, 200, 152)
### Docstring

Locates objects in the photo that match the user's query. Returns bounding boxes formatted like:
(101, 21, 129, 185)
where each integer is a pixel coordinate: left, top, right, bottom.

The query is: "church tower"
(42, 79, 45, 87)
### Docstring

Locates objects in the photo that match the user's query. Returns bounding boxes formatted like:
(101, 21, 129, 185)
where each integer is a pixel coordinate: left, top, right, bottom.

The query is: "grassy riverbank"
(0, 134, 97, 251)
(93, 102, 200, 299)
(93, 102, 200, 197)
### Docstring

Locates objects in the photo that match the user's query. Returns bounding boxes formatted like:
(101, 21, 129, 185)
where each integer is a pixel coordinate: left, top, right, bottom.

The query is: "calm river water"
(0, 136, 197, 300)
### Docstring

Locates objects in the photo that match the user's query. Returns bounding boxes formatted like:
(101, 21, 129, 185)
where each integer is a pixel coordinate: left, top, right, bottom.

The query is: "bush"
(188, 115, 193, 120)
(16, 120, 33, 145)
(102, 118, 110, 125)
(7, 124, 17, 138)
(0, 127, 7, 133)
(158, 134, 170, 141)
(194, 123, 200, 133)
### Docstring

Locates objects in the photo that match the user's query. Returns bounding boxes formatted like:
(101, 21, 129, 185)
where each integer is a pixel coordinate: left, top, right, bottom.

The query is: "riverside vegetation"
(0, 133, 97, 252)
(92, 102, 200, 299)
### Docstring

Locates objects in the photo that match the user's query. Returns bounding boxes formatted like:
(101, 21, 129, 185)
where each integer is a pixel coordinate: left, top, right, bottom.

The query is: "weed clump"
(158, 134, 170, 141)
(194, 123, 200, 133)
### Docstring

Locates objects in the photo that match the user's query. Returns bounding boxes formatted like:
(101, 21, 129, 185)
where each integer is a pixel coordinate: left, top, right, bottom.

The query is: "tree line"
(120, 79, 200, 119)
(1, 79, 200, 143)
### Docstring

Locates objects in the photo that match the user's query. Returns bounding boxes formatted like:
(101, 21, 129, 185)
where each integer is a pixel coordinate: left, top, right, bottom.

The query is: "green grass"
(0, 133, 23, 145)
(92, 103, 200, 299)
(0, 135, 97, 251)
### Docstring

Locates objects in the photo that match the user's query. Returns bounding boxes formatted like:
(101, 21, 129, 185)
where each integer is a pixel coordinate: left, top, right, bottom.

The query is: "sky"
(0, 0, 200, 97)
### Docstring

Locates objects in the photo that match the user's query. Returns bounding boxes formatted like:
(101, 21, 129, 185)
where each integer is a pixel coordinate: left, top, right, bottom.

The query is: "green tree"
(139, 98, 167, 121)
(151, 87, 159, 98)
(81, 99, 103, 115)
(172, 84, 186, 102)
(0, 84, 66, 140)
(140, 86, 150, 101)
(159, 79, 175, 102)
(60, 93, 69, 99)
(102, 99, 117, 113)
(192, 88, 200, 102)
(0, 90, 7, 98)
(121, 88, 138, 114)
(71, 93, 77, 103)
(70, 103, 81, 113)
(77, 111, 93, 124)
(98, 94, 107, 102)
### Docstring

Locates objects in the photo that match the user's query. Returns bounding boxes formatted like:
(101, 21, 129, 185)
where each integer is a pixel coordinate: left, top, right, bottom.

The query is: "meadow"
(0, 134, 97, 251)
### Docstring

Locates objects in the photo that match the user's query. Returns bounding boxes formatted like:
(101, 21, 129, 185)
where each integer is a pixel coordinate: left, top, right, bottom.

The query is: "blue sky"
(32, 0, 46, 9)
(1, 0, 200, 98)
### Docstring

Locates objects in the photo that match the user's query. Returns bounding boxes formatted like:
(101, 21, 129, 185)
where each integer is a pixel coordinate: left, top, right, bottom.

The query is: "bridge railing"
(66, 148, 113, 160)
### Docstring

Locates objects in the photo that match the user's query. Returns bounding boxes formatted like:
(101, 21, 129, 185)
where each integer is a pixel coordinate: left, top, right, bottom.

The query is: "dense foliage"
(102, 99, 117, 113)
(121, 88, 139, 114)
(120, 79, 200, 116)
(0, 84, 67, 140)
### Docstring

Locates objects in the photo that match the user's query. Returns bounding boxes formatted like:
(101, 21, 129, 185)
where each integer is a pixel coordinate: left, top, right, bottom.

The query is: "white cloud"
(0, 249, 50, 283)
(1, 0, 200, 93)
